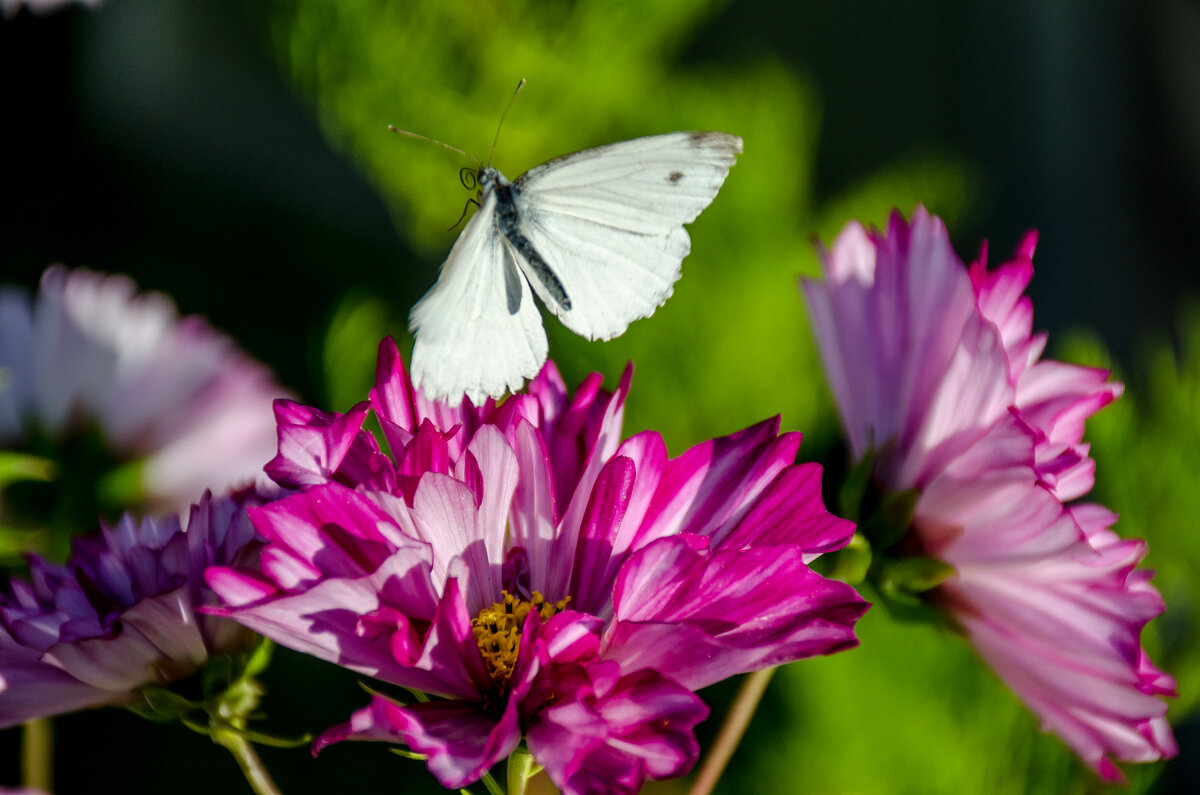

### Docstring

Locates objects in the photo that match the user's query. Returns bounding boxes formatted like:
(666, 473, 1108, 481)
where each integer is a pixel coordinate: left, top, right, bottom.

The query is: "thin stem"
(217, 732, 284, 795)
(506, 746, 534, 795)
(21, 717, 53, 791)
(687, 668, 776, 795)
(479, 768, 506, 795)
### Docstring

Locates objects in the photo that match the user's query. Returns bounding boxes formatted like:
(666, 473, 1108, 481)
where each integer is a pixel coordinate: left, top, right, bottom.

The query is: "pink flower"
(207, 337, 867, 794)
(0, 490, 264, 726)
(802, 208, 1176, 781)
(0, 266, 289, 515)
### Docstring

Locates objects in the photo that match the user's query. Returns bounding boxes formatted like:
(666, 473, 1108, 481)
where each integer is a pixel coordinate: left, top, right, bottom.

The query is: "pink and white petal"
(565, 455, 637, 617)
(608, 536, 867, 689)
(315, 693, 521, 790)
(409, 470, 505, 615)
(553, 367, 631, 536)
(43, 623, 169, 691)
(454, 425, 520, 608)
(638, 420, 800, 547)
(117, 587, 209, 672)
(505, 418, 559, 596)
(264, 400, 371, 488)
(962, 610, 1175, 780)
(248, 485, 393, 578)
(892, 312, 1014, 489)
(717, 462, 855, 560)
(970, 251, 1036, 357)
(368, 336, 419, 453)
(528, 661, 706, 795)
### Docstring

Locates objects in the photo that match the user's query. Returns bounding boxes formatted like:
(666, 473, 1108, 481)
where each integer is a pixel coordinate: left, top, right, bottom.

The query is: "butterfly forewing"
(409, 192, 548, 403)
(511, 131, 742, 339)
(514, 132, 742, 234)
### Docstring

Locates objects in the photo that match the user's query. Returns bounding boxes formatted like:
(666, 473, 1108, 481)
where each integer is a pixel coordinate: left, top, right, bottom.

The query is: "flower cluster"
(803, 208, 1176, 780)
(0, 490, 264, 726)
(207, 337, 868, 793)
(0, 266, 287, 517)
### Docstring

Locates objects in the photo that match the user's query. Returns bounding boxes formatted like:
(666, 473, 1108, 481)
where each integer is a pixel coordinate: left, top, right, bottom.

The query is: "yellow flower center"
(471, 591, 570, 686)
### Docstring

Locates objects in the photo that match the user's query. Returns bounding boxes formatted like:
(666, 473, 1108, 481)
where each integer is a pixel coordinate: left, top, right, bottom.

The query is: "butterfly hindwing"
(409, 192, 548, 403)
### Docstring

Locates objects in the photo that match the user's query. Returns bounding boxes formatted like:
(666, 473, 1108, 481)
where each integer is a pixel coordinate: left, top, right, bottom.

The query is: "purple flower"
(803, 208, 1176, 781)
(207, 337, 867, 794)
(0, 266, 288, 515)
(0, 490, 263, 726)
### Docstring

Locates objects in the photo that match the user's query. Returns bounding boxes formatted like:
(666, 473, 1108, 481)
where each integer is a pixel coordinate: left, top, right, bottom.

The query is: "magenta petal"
(368, 336, 419, 455)
(527, 660, 707, 795)
(608, 536, 867, 689)
(265, 400, 372, 489)
(567, 455, 637, 616)
(718, 462, 855, 559)
(316, 692, 521, 789)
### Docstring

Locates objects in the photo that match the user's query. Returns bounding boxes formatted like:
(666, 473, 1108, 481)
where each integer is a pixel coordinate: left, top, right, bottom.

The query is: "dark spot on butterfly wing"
(667, 170, 684, 184)
(502, 243, 523, 315)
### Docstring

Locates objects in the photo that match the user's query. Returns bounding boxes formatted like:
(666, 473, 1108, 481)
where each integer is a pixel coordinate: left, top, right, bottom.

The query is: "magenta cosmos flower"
(0, 266, 287, 515)
(802, 208, 1176, 781)
(206, 337, 867, 794)
(0, 490, 263, 726)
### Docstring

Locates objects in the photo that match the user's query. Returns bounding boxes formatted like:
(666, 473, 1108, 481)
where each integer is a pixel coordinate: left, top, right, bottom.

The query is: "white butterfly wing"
(409, 191, 548, 404)
(513, 131, 742, 340)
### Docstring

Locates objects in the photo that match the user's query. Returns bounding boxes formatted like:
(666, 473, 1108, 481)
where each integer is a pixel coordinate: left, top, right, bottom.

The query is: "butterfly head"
(477, 166, 506, 195)
(459, 165, 506, 202)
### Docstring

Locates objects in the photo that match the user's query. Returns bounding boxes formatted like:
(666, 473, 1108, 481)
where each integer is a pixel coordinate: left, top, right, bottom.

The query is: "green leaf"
(0, 451, 56, 488)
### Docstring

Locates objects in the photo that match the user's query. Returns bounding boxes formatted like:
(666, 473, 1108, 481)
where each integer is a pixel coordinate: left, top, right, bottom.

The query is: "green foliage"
(271, 0, 969, 454)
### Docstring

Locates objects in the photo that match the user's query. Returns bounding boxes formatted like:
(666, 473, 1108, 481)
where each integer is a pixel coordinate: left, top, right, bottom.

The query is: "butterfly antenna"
(486, 78, 526, 166)
(387, 126, 482, 166)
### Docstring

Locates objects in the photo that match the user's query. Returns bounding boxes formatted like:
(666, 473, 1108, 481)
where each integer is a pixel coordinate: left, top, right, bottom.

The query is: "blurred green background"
(2, 0, 1197, 792)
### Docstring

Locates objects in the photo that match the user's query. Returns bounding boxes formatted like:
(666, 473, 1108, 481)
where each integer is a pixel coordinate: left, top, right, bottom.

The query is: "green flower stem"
(687, 667, 776, 795)
(479, 768, 506, 795)
(21, 717, 53, 792)
(506, 746, 535, 795)
(216, 730, 284, 795)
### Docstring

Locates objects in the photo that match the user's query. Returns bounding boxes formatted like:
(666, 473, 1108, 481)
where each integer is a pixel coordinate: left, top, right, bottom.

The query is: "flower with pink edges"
(802, 207, 1176, 781)
(0, 490, 264, 726)
(0, 266, 289, 517)
(206, 337, 868, 794)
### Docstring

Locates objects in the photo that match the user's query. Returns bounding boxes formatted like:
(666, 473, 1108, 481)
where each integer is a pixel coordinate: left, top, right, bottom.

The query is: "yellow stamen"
(471, 591, 570, 687)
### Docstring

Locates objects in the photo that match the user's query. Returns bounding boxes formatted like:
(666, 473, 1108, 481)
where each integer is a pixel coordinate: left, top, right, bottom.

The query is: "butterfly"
(408, 130, 743, 403)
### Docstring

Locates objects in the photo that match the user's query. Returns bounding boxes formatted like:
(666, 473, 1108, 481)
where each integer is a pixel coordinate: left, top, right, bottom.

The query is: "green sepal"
(234, 727, 312, 749)
(811, 531, 872, 586)
(127, 684, 204, 724)
(390, 748, 429, 761)
(837, 450, 876, 523)
(875, 556, 956, 605)
(201, 654, 236, 700)
(858, 487, 920, 553)
(243, 638, 275, 679)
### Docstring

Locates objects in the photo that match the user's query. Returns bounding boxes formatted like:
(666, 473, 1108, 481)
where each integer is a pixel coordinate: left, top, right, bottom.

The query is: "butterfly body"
(481, 166, 573, 311)
(411, 131, 743, 403)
